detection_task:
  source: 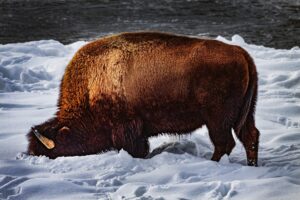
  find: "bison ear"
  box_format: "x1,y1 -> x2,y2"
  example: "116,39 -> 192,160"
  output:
58,126 -> 70,134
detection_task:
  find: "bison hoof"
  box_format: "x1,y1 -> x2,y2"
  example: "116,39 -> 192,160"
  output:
247,159 -> 258,167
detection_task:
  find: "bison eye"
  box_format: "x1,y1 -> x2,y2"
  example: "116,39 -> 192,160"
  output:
58,126 -> 70,134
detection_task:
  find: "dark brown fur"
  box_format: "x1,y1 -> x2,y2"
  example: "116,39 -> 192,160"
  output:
27,32 -> 260,166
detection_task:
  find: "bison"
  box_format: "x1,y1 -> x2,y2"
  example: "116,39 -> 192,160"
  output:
27,32 -> 260,166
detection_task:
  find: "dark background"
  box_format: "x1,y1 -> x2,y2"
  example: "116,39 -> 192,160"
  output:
0,0 -> 299,48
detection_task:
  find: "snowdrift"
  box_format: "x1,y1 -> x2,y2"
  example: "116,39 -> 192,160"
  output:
0,35 -> 300,199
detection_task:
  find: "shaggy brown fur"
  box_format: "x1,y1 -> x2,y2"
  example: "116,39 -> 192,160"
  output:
27,32 -> 260,166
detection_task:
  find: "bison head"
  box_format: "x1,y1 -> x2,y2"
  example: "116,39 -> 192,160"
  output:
27,118 -> 113,158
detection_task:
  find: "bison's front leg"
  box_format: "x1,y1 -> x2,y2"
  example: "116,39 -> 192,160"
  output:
128,137 -> 149,158
112,118 -> 149,158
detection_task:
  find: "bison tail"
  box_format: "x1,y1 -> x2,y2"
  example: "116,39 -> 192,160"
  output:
234,52 -> 258,136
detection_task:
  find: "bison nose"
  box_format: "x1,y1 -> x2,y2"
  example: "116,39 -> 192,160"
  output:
29,150 -> 35,156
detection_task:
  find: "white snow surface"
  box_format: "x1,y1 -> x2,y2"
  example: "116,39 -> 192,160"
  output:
0,35 -> 300,199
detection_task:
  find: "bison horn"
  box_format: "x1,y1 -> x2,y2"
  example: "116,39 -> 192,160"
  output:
31,128 -> 55,149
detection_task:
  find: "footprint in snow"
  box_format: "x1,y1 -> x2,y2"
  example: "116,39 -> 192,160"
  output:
0,176 -> 28,199
134,186 -> 148,197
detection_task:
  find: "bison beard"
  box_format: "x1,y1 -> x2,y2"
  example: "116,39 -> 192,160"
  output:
27,32 -> 260,166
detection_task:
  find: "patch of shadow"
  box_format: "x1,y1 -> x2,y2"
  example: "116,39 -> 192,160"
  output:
0,103 -> 34,110
147,139 -> 198,158
134,186 -> 147,197
0,133 -> 15,140
70,179 -> 98,187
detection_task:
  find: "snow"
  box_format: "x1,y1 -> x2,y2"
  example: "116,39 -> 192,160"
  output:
0,40 -> 86,92
1,35 -> 300,199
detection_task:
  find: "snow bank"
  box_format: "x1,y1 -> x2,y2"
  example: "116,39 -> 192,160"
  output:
0,35 -> 300,199
0,40 -> 86,92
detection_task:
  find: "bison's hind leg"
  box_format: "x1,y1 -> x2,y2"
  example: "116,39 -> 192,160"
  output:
235,116 -> 260,166
207,124 -> 235,162
225,131 -> 236,156
112,118 -> 149,158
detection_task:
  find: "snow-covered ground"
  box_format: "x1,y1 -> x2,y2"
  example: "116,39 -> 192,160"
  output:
0,35 -> 300,200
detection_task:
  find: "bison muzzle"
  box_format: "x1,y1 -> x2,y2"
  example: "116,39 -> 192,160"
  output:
27,32 -> 260,166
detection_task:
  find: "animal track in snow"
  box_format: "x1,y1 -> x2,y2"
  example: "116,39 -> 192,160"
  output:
206,182 -> 237,199
0,176 -> 28,199
134,186 -> 148,197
